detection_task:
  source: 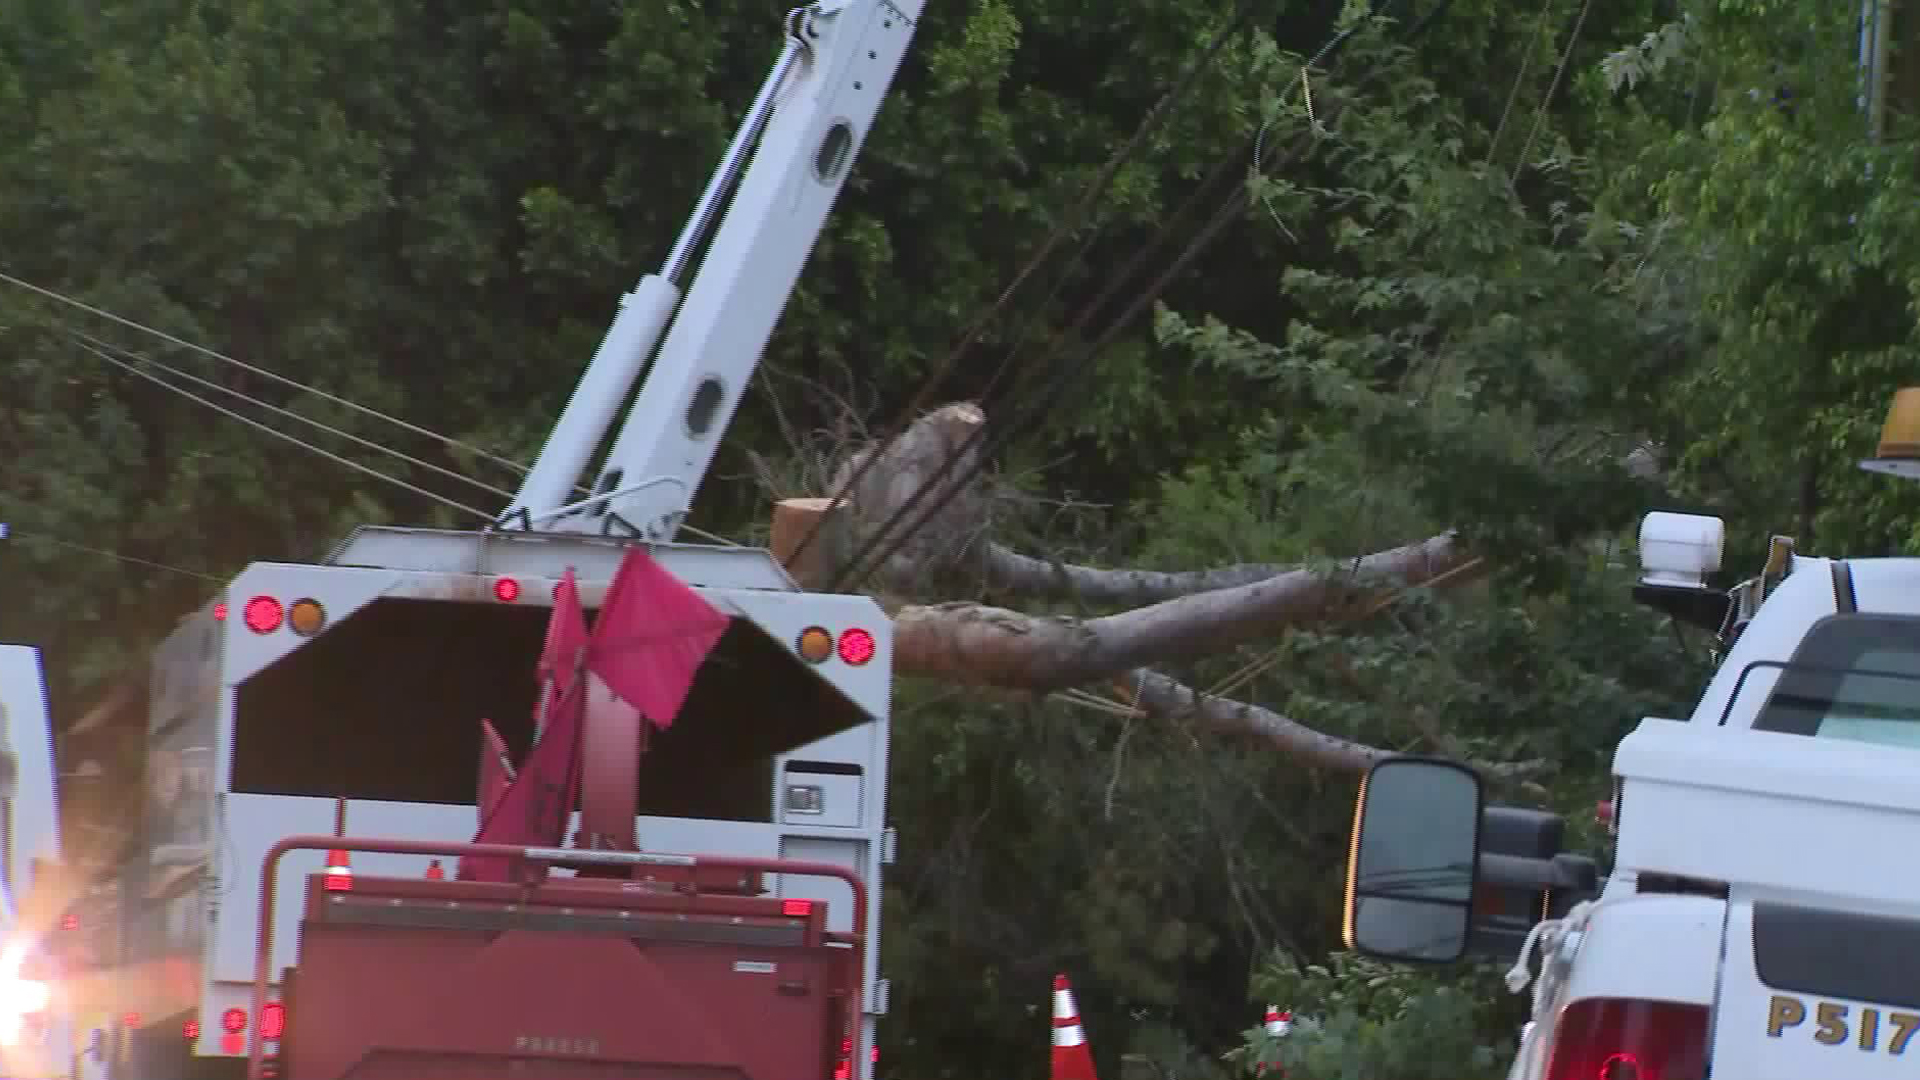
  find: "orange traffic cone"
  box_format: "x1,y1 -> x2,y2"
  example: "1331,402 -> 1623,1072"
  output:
323,849 -> 353,891
1051,974 -> 1097,1080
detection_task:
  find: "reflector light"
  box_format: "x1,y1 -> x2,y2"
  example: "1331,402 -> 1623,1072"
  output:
59,914 -> 77,932
287,598 -> 326,637
122,1012 -> 141,1029
243,595 -> 283,634
425,859 -> 445,881
323,849 -> 353,891
873,1047 -> 880,1064
837,627 -> 876,666
782,899 -> 813,917
493,577 -> 521,602
797,626 -> 833,664
183,1020 -> 200,1040
260,1001 -> 286,1040
213,602 -> 228,622
1544,998 -> 1707,1080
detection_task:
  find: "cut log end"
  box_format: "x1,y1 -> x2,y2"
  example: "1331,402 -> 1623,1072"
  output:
771,497 -> 852,590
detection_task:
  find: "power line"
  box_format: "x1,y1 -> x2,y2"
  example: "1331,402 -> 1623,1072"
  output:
829,2 -> 1453,591
70,330 -> 517,502
0,531 -> 224,583
782,0 -> 1268,574
71,337 -> 494,522
0,269 -> 534,480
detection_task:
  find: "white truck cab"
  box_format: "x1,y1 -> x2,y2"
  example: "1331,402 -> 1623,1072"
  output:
1342,389 -> 1920,1080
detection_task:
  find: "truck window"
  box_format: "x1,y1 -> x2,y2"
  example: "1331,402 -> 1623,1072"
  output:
1753,613 -> 1920,749
230,597 -> 869,820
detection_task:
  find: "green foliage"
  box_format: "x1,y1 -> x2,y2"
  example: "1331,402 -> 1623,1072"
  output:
1230,951 -> 1522,1080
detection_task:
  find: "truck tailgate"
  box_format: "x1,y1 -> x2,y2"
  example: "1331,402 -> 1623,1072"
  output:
1711,898 -> 1920,1080
284,876 -> 854,1080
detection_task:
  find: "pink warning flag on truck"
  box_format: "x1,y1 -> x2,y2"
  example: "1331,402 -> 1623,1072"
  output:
586,545 -> 730,729
458,568 -> 591,881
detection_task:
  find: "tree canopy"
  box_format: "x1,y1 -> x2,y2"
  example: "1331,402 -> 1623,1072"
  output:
4,0 -> 1915,1076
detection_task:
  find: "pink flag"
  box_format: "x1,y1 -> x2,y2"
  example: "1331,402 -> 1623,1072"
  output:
586,547 -> 730,729
477,719 -> 515,824
458,571 -> 591,881
533,568 -> 590,738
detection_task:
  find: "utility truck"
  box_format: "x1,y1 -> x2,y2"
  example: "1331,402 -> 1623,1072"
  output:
1343,387 -> 1920,1080
24,1 -> 927,1076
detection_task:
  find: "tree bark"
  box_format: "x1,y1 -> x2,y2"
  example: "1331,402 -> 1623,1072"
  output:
891,532 -> 1472,688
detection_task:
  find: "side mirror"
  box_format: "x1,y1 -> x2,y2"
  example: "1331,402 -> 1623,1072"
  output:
1343,756 -> 1485,963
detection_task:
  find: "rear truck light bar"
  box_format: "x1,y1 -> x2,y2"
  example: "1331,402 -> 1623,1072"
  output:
246,835 -> 870,1080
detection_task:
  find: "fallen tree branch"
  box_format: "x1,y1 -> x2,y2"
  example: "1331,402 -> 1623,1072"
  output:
980,543 -> 1323,605
891,532 -> 1476,688
1118,668 -> 1544,777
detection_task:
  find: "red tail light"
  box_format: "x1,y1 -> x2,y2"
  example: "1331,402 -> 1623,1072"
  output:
260,1001 -> 286,1039
244,595 -> 284,634
837,628 -> 876,666
782,899 -> 814,917
493,577 -> 521,602
1545,998 -> 1709,1080
221,1007 -> 248,1035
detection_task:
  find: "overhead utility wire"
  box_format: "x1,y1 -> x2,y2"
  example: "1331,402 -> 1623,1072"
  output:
0,531 -> 224,583
781,0 -> 1268,575
0,269 -> 533,480
69,330 -> 517,502
830,2 -> 1451,591
71,337 -> 494,522
826,2 -> 1412,589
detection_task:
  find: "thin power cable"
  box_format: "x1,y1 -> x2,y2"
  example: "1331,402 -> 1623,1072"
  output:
1,532 -> 223,582
0,269 -> 533,480
1509,0 -> 1594,187
834,4 -> 1452,591
71,337 -> 493,522
71,331 -> 516,502
781,0 -> 1267,575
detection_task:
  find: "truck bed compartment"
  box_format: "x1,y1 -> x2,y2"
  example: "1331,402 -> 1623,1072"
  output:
282,874 -> 853,1080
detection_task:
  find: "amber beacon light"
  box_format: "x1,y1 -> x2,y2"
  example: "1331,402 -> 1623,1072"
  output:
1861,387 -> 1920,480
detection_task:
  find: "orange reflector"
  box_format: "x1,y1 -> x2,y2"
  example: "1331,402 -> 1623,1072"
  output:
782,898 -> 813,917
287,598 -> 326,636
796,626 -> 833,664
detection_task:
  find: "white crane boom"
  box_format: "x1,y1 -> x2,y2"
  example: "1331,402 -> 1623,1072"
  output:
498,0 -> 925,540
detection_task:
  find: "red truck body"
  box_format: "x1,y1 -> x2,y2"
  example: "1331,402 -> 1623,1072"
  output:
252,837 -> 866,1080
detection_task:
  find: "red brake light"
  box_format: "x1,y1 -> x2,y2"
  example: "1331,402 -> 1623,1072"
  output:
837,628 -> 876,665
493,577 -> 521,602
1544,998 -> 1709,1080
782,898 -> 813,917
221,1007 -> 247,1035
260,1001 -> 286,1040
243,595 -> 283,634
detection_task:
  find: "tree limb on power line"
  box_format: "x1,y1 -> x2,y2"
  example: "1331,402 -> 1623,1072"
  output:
771,402 -> 1537,776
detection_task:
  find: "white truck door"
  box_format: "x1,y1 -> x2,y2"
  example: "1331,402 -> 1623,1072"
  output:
1712,897 -> 1920,1079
